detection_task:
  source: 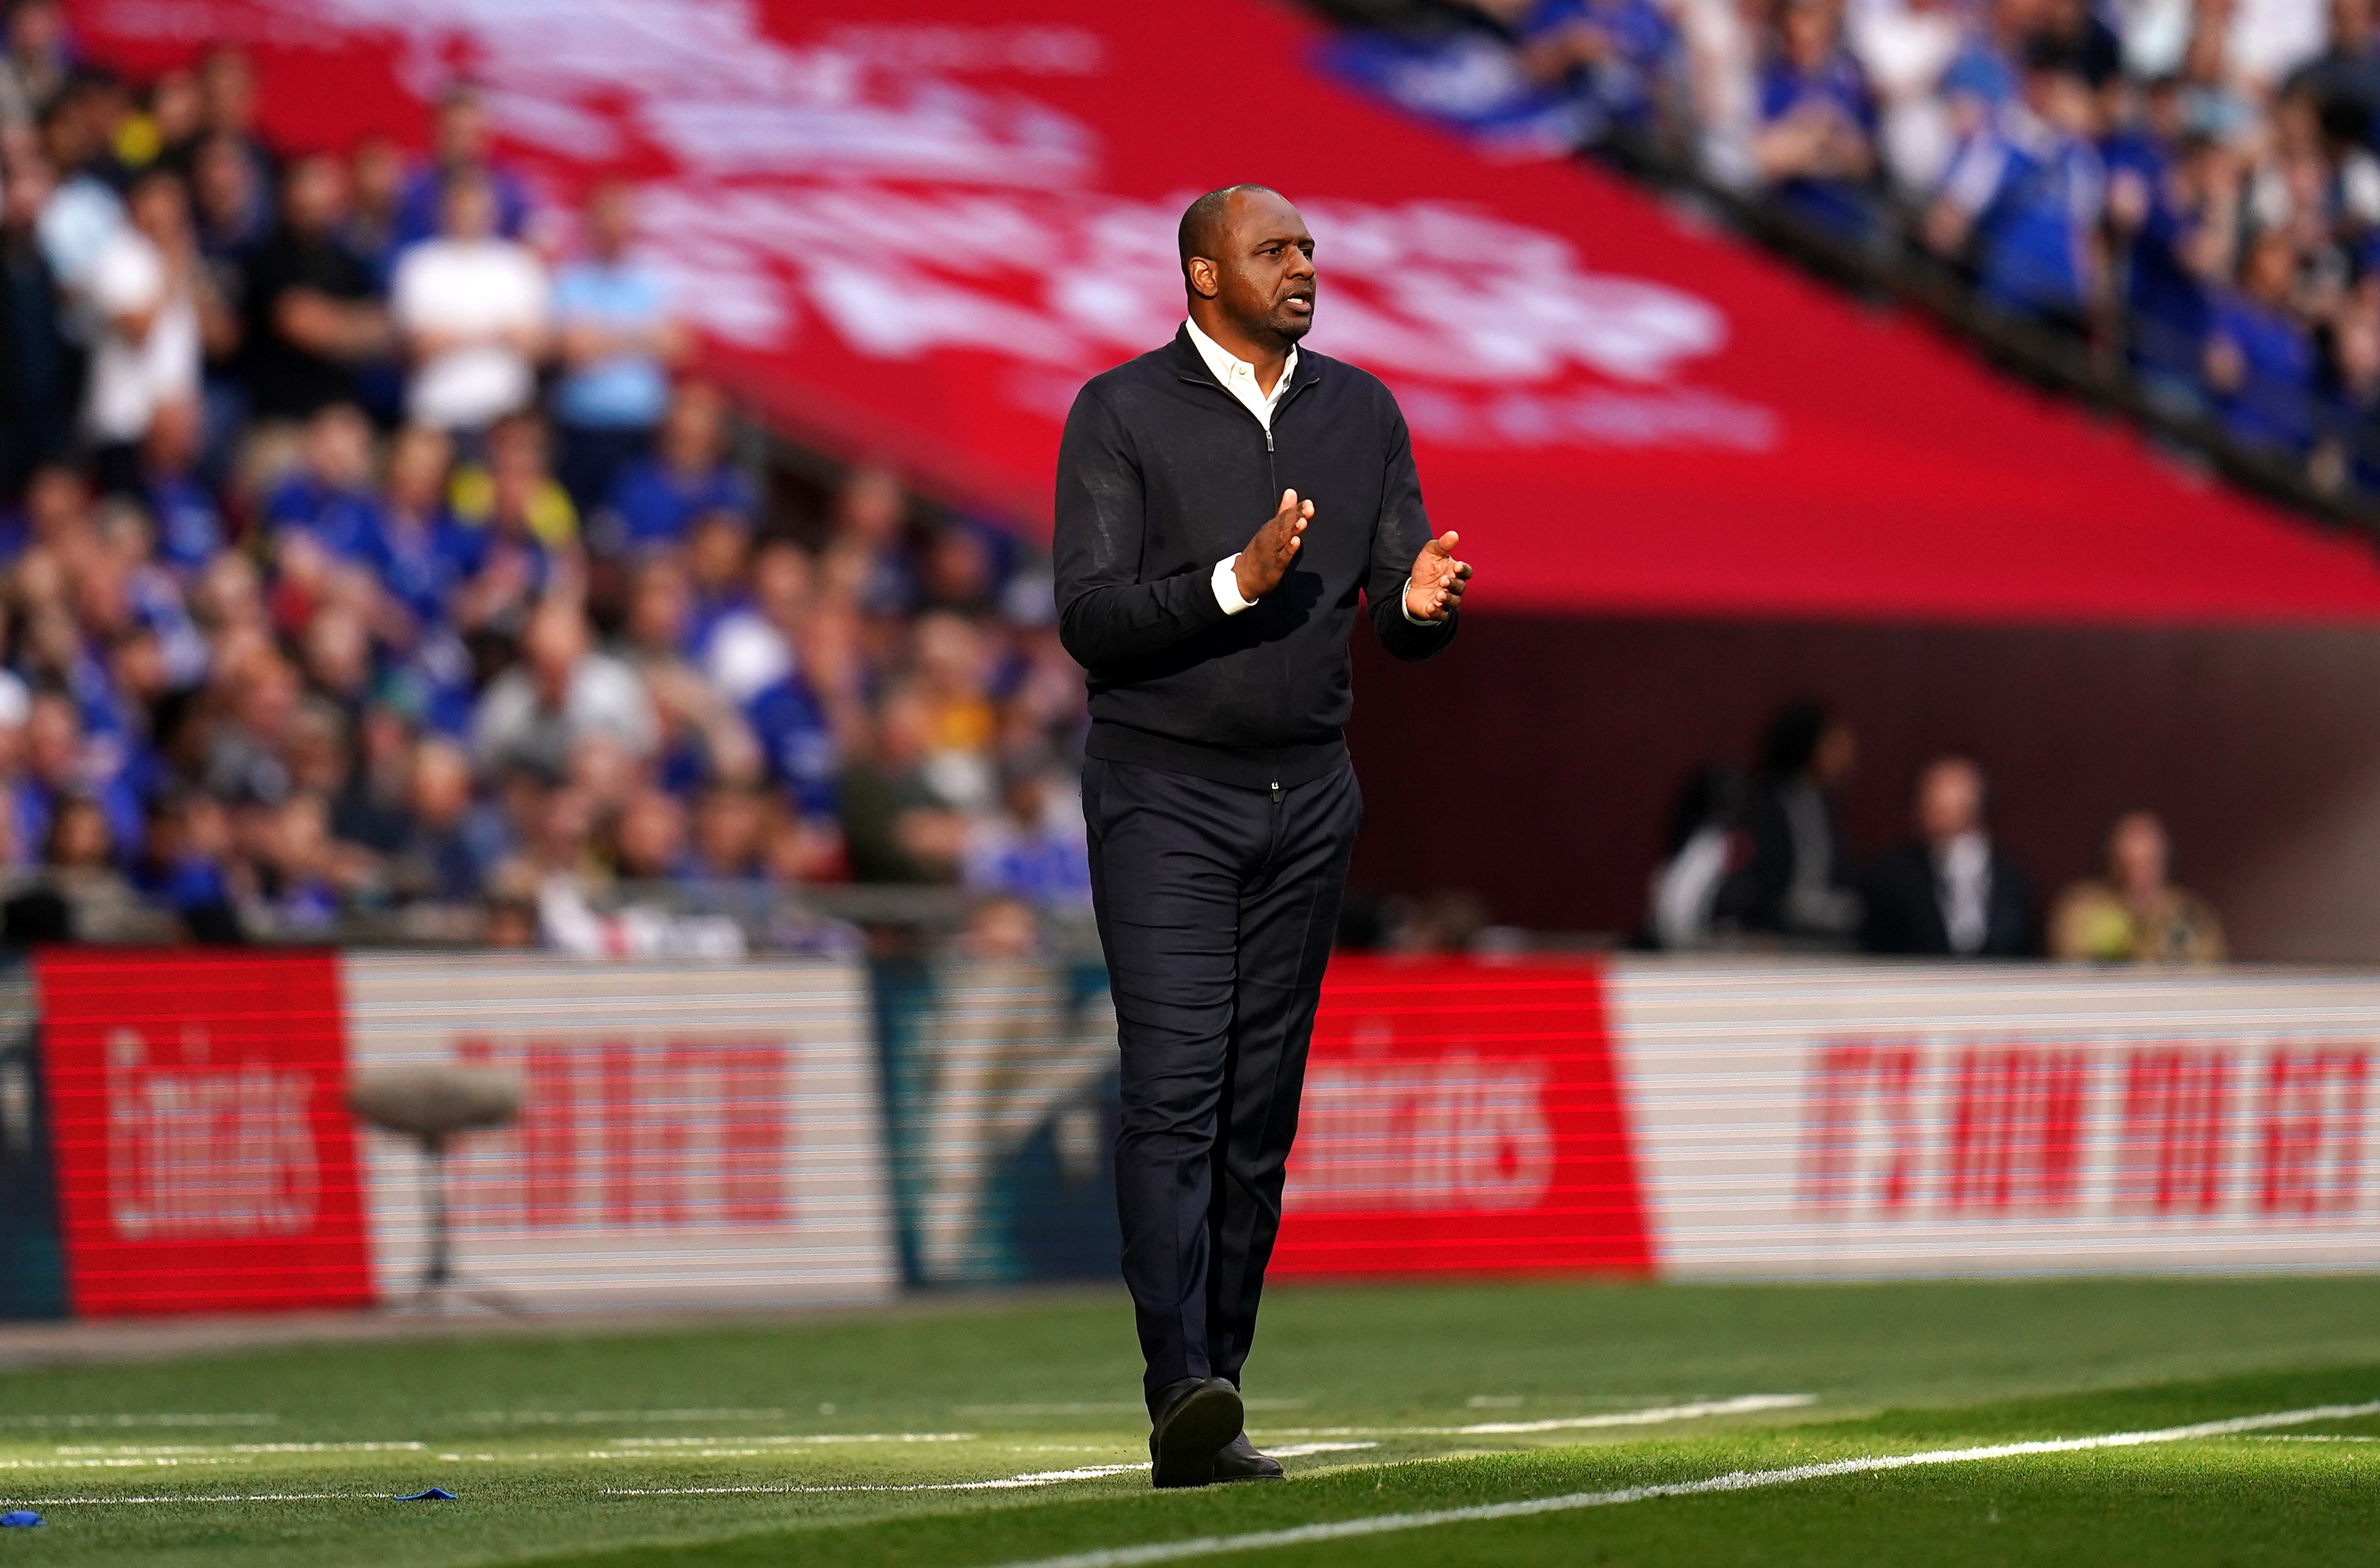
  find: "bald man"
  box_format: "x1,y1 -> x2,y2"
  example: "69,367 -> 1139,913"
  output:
1054,185 -> 1470,1488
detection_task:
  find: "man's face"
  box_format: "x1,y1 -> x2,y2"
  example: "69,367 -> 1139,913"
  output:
1916,761 -> 1984,845
1202,190 -> 1317,344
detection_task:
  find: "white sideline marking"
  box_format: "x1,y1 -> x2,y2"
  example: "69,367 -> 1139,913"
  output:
1264,1393 -> 1816,1437
602,1433 -> 974,1448
960,1401 -> 1309,1417
464,1409 -> 788,1425
2247,1434 -> 2380,1442
0,1414 -> 277,1429
603,1463 -> 1147,1496
982,1399 -> 2380,1568
16,1493 -> 357,1505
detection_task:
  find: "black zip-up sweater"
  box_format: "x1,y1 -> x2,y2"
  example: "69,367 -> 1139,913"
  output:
1053,326 -> 1456,788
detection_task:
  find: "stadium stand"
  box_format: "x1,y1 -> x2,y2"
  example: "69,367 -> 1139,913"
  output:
0,29 -> 1091,952
1313,0 -> 2380,523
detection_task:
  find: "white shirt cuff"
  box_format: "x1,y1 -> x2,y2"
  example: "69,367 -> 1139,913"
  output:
1213,554 -> 1254,614
1400,574 -> 1449,626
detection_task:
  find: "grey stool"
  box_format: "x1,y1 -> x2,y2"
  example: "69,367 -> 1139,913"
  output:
348,1064 -> 526,1313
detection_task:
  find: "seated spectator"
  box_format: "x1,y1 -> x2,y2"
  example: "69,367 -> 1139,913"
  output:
2315,303 -> 2380,492
2206,229 -> 2317,452
551,179 -> 685,511
188,128 -> 269,266
241,152 -> 390,425
1756,0 -> 1881,237
382,736 -> 479,903
137,395 -> 221,573
391,82 -> 533,252
470,597 -> 655,781
611,786 -> 689,881
1925,42 -> 2107,331
373,425 -> 480,636
449,410 -> 576,550
390,170 -> 546,435
2050,810 -> 2226,962
1721,701 -> 1862,944
963,751 -> 1090,910
822,463 -> 918,617
1860,754 -> 2036,957
598,380 -> 752,552
83,168 -> 205,490
262,402 -> 385,565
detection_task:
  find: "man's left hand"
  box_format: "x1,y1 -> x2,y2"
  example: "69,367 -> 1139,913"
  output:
1404,531 -> 1471,622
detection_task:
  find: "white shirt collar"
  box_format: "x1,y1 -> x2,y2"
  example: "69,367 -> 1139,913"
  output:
1184,317 -> 1298,432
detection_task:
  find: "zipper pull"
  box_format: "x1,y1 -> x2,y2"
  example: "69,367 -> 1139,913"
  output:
1270,780 -> 1282,802
1265,428 -> 1274,452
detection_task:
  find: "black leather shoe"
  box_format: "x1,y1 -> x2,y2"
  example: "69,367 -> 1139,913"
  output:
1211,1430 -> 1285,1482
1147,1377 -> 1243,1489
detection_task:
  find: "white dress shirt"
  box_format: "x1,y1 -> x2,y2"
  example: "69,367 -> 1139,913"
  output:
1185,318 -> 1440,627
1935,831 -> 1993,954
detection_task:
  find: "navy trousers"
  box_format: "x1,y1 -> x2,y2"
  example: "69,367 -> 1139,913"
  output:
1082,754 -> 1362,1407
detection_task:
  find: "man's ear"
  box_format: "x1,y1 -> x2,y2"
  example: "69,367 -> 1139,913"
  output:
1186,257 -> 1221,300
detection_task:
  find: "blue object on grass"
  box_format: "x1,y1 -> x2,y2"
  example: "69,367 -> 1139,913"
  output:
1,1510 -> 40,1526
395,1488 -> 456,1502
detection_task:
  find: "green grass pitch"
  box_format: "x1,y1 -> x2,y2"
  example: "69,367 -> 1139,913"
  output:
2,1276 -> 2378,1566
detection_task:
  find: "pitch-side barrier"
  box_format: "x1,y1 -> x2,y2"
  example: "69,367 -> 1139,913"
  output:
1,952 -> 2375,1316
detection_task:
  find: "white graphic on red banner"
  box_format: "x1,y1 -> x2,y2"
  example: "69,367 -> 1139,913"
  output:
82,0 -> 1772,452
105,1026 -> 322,1240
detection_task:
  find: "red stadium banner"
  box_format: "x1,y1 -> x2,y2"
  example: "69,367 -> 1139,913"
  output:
1272,958 -> 1652,1276
65,0 -> 2380,624
33,951 -> 373,1315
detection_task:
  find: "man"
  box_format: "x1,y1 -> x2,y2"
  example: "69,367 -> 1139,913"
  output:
1053,185 -> 1469,1489
389,170 -> 547,435
241,153 -> 390,425
550,179 -> 687,511
1860,754 -> 2035,958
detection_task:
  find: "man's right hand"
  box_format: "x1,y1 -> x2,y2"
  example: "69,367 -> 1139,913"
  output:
1234,489 -> 1312,603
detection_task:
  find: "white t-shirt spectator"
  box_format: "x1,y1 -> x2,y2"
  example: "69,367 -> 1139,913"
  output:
391,236 -> 548,432
83,227 -> 199,445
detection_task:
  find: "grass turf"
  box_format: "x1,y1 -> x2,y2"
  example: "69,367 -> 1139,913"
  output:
0,1276 -> 2376,1566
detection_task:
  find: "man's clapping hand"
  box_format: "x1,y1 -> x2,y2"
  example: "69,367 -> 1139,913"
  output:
1233,489 -> 1312,603
1404,531 -> 1471,622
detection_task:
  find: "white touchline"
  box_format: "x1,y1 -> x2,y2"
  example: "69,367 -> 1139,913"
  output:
980,1398 -> 2380,1568
1261,1394 -> 1817,1438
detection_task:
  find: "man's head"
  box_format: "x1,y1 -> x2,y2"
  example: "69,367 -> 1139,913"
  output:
2108,810 -> 2171,898
1178,185 -> 1316,349
1914,755 -> 1987,847
439,168 -> 497,242
280,153 -> 347,238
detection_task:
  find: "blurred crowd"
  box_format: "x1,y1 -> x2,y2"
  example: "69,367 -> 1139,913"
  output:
1647,701 -> 2228,961
1333,0 -> 2380,495
0,17 -> 1091,952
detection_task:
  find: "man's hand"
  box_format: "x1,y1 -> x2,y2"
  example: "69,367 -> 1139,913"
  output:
1405,530 -> 1471,622
1234,489 -> 1312,603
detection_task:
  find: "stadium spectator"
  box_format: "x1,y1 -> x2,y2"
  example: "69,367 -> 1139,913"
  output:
392,82 -> 532,250
2206,228 -> 2318,452
390,170 -> 546,435
1925,42 -> 2107,331
1860,754 -> 2037,957
0,154 -> 71,496
0,0 -> 68,133
1756,0 -> 1880,237
550,179 -> 685,511
597,379 -> 751,553
470,597 -> 656,782
83,168 -> 206,491
2049,809 -> 2225,961
1721,701 -> 1861,946
1645,762 -> 1743,950
241,153 -> 390,424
